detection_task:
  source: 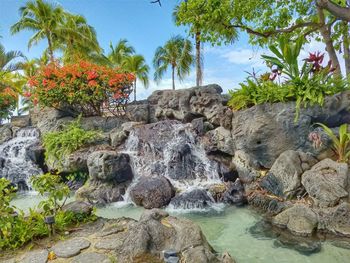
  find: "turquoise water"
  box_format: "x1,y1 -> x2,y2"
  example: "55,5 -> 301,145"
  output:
12,193 -> 350,263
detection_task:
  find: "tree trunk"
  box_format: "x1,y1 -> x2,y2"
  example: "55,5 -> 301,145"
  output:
46,31 -> 55,63
343,22 -> 350,77
317,0 -> 350,22
195,31 -> 202,86
317,6 -> 342,76
133,79 -> 137,101
172,65 -> 175,90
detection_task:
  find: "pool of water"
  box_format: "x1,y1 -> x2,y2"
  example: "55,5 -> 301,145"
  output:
12,193 -> 350,263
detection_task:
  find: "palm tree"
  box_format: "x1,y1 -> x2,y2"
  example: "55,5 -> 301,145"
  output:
0,43 -> 24,79
11,0 -> 64,62
55,13 -> 102,63
108,39 -> 135,66
122,55 -> 150,101
173,6 -> 203,87
153,35 -> 194,90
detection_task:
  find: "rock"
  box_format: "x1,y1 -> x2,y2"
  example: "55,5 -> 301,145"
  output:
230,91 -> 350,169
94,233 -> 125,250
25,142 -> 45,171
273,204 -> 318,236
62,201 -> 93,216
169,189 -> 213,209
87,151 -> 133,183
20,249 -> 48,263
11,115 -> 30,128
79,116 -> 125,132
0,124 -> 13,144
147,84 -> 226,126
260,150 -> 317,198
223,179 -> 247,206
232,150 -> 260,183
71,252 -> 110,263
191,117 -> 204,135
318,202 -> 350,236
130,177 -> 175,209
301,159 -> 349,207
116,209 -> 223,263
52,238 -> 90,258
126,100 -> 149,122
273,235 -> 322,255
109,121 -> 144,147
76,180 -> 129,204
248,192 -> 289,215
208,183 -> 227,202
204,127 -> 235,156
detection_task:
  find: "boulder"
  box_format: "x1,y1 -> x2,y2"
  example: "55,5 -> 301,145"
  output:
129,177 -> 175,209
169,189 -> 213,210
223,179 -> 246,206
25,142 -> 46,171
62,201 -> 93,217
318,202 -> 350,236
11,115 -> 30,128
273,204 -> 318,236
260,150 -> 317,198
232,150 -> 260,183
204,127 -> 235,156
87,151 -> 133,183
126,100 -> 149,122
52,238 -> 91,258
230,91 -> 350,169
109,121 -> 144,147
248,192 -> 289,215
76,181 -> 129,205
115,209 -> 231,263
301,159 -> 349,207
0,124 -> 12,144
147,84 -> 227,126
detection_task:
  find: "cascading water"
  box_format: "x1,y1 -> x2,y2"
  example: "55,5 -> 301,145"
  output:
121,120 -> 222,209
0,127 -> 43,190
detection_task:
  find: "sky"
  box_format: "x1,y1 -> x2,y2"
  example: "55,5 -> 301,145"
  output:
0,0 -> 330,99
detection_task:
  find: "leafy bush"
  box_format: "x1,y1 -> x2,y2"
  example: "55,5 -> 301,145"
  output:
43,117 -> 100,169
0,175 -> 95,251
0,84 -> 17,123
228,38 -> 347,119
26,60 -> 135,116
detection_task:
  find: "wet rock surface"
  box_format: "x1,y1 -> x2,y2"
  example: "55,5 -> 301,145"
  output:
169,189 -> 213,209
130,177 -> 175,209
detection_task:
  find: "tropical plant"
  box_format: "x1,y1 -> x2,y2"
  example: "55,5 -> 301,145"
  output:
43,117 -> 100,169
31,173 -> 70,215
11,0 -> 64,62
316,123 -> 350,162
0,43 -> 24,79
153,35 -> 194,90
122,55 -> 149,101
25,60 -> 134,116
54,13 -> 102,63
108,39 -> 135,66
0,83 -> 18,124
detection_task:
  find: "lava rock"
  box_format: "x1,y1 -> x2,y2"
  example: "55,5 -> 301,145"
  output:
20,249 -> 48,263
223,179 -> 247,206
301,159 -> 349,207
260,150 -> 317,198
273,204 -> 318,236
126,100 -> 150,123
130,177 -> 175,209
169,189 -> 213,209
62,201 -> 93,217
87,151 -> 133,183
204,127 -> 235,156
0,124 -> 13,144
11,115 -> 30,128
52,238 -> 91,258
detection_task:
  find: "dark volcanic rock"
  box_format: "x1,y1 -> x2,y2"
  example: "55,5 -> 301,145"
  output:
169,189 -> 213,209
126,100 -> 149,123
223,179 -> 247,206
248,192 -> 288,215
87,151 -> 133,183
130,177 -> 175,209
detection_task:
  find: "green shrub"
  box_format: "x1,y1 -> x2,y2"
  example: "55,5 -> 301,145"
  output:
43,117 -> 100,169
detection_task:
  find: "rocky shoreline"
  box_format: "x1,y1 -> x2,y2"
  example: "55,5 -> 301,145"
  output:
0,208 -> 234,263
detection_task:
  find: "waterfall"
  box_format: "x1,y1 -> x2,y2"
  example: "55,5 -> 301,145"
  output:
0,127 -> 43,190
121,120 -> 222,208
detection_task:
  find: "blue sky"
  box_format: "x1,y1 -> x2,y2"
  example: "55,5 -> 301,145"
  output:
0,0 -> 326,99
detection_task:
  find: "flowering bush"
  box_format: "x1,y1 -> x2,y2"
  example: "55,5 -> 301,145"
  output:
0,84 -> 17,123
26,61 -> 135,116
